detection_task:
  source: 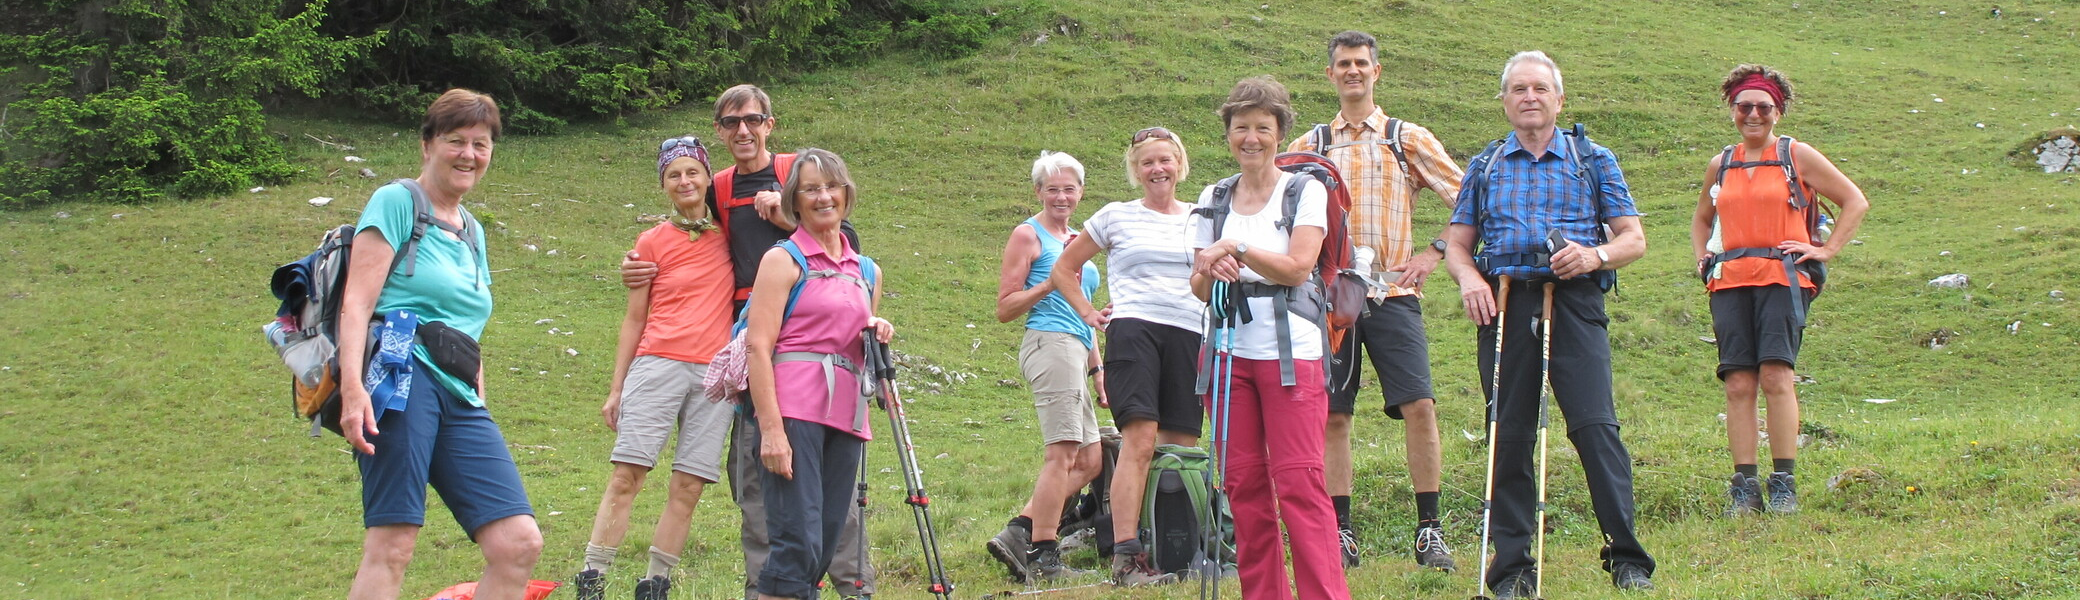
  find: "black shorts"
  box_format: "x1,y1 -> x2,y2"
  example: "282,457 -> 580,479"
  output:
1710,285 -> 1808,379
1328,295 -> 1437,418
1103,318 -> 1204,436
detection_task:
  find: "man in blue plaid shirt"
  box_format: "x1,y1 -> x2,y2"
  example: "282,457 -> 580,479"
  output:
1441,50 -> 1655,599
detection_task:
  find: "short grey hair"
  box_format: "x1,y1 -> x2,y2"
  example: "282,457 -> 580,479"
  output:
1030,150 -> 1086,187
1497,50 -> 1564,98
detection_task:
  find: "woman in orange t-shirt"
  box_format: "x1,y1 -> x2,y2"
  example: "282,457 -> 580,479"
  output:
1690,64 -> 1869,519
572,136 -> 738,599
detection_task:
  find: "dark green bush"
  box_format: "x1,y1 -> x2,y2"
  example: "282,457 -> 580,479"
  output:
0,0 -> 1029,205
0,1 -> 368,206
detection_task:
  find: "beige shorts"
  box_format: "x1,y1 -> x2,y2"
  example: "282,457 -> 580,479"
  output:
1019,329 -> 1101,446
611,355 -> 733,481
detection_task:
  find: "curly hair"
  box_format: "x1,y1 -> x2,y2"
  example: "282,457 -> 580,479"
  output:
1720,64 -> 1795,113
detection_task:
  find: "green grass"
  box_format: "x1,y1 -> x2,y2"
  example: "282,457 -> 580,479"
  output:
4,0 -> 2080,597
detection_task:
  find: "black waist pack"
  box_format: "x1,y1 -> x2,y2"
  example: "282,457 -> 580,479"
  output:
418,321 -> 481,391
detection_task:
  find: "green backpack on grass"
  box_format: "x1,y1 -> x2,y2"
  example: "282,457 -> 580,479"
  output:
1142,444 -> 1235,575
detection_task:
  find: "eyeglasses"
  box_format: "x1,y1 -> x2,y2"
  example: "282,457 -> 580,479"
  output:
716,113 -> 770,130
798,182 -> 849,196
659,136 -> 704,151
1131,126 -> 1176,144
1733,102 -> 1778,117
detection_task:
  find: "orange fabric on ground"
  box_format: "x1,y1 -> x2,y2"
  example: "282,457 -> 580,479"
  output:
632,222 -> 735,363
1709,142 -> 1817,292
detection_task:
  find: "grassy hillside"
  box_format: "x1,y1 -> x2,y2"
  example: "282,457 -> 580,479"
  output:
3,0 -> 2078,598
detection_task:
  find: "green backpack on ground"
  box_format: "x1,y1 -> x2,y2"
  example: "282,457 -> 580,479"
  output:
1142,444 -> 1235,575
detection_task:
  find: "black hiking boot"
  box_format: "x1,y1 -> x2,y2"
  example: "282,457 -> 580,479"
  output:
1338,527 -> 1360,568
632,575 -> 670,600
1027,545 -> 1091,582
1612,563 -> 1654,591
986,523 -> 1035,582
1766,472 -> 1799,514
1492,570 -> 1536,600
1413,524 -> 1456,572
1726,472 -> 1764,517
572,568 -> 605,600
1110,551 -> 1176,587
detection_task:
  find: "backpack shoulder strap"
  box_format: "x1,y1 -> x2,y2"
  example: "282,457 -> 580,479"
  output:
1384,118 -> 1414,186
1466,139 -> 1508,241
1275,170 -> 1311,233
1776,135 -> 1814,210
1568,124 -> 1611,243
389,179 -> 434,277
778,239 -> 813,320
1713,145 -> 1737,191
773,153 -> 797,186
1195,175 -> 1243,240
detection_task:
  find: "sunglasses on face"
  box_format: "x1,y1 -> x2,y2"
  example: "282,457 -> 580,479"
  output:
659,136 -> 704,151
716,113 -> 770,130
1733,102 -> 1778,117
1131,126 -> 1175,145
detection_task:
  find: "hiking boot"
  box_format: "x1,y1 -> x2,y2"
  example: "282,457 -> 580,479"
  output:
1492,570 -> 1537,600
572,568 -> 605,600
1413,525 -> 1456,572
986,523 -> 1035,582
1338,527 -> 1360,568
1612,563 -> 1654,591
1110,551 -> 1176,587
1766,472 -> 1799,514
1726,472 -> 1764,517
1027,545 -> 1092,582
632,575 -> 670,600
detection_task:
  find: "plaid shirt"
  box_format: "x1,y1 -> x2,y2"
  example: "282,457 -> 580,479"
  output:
1288,108 -> 1463,298
1448,127 -> 1639,281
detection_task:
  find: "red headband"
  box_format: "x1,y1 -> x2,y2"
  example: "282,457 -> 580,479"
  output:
1726,73 -> 1785,108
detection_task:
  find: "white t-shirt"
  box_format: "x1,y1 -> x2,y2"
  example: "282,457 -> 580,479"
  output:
1193,172 -> 1329,361
1083,200 -> 1205,334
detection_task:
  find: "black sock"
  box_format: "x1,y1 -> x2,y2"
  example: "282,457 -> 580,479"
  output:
1333,496 -> 1352,531
1772,458 -> 1795,475
1735,464 -> 1758,477
1415,491 -> 1440,525
1009,515 -> 1033,532
1028,539 -> 1059,557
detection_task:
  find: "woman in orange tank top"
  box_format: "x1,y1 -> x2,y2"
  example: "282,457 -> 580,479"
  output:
1689,65 -> 1869,519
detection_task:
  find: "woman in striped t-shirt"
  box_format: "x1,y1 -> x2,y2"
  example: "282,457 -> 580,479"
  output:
1048,126 -> 1204,586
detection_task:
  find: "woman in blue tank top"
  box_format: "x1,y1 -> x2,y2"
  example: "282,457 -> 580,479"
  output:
983,151 -> 1107,582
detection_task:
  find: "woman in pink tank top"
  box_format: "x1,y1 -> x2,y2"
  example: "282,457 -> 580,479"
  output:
742,148 -> 895,600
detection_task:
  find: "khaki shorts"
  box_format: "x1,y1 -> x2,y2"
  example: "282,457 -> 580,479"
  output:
611,355 -> 733,481
1019,329 -> 1102,446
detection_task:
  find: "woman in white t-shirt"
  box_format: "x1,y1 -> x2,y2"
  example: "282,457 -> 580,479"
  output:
1046,126 -> 1203,585
1189,76 -> 1348,600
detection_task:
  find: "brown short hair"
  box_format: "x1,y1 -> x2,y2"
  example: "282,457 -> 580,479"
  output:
1217,76 -> 1296,139
420,89 -> 501,142
775,148 -> 856,230
715,84 -> 774,121
1720,64 -> 1795,113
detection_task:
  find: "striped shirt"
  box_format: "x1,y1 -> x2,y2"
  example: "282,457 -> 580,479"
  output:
1082,200 -> 1204,333
1448,127 -> 1639,281
1287,108 -> 1464,298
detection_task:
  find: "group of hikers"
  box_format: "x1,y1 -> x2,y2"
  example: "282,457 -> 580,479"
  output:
324,29 -> 1868,600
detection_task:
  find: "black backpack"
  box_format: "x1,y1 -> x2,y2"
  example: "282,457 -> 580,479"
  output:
266,179 -> 478,435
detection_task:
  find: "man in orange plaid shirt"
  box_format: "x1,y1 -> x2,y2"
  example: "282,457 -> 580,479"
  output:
1286,30 -> 1466,572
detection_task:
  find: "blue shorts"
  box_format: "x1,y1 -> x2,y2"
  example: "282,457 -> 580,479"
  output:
358,363 -> 533,537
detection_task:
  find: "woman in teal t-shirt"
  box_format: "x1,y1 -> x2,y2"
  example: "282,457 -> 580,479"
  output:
334,89 -> 542,600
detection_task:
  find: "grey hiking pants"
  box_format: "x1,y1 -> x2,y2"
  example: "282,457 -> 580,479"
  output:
730,409 -> 875,599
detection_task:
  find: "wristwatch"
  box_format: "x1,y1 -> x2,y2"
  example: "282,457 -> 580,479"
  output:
1233,242 -> 1250,258
1429,238 -> 1448,254
1594,246 -> 1611,268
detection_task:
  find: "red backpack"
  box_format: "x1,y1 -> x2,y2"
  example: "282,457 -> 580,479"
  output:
1194,151 -> 1363,387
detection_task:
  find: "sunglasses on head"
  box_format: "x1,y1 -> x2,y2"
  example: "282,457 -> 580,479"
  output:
659,136 -> 704,152
1131,126 -> 1175,144
716,113 -> 770,130
1733,102 -> 1778,117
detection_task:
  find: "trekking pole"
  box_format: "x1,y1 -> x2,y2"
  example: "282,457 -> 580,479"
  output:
862,329 -> 955,599
1532,282 -> 1556,600
1200,281 -> 1236,600
1471,275 -> 1512,600
854,434 -> 872,596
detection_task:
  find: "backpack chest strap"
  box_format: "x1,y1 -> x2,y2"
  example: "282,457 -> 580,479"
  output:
775,351 -> 870,432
